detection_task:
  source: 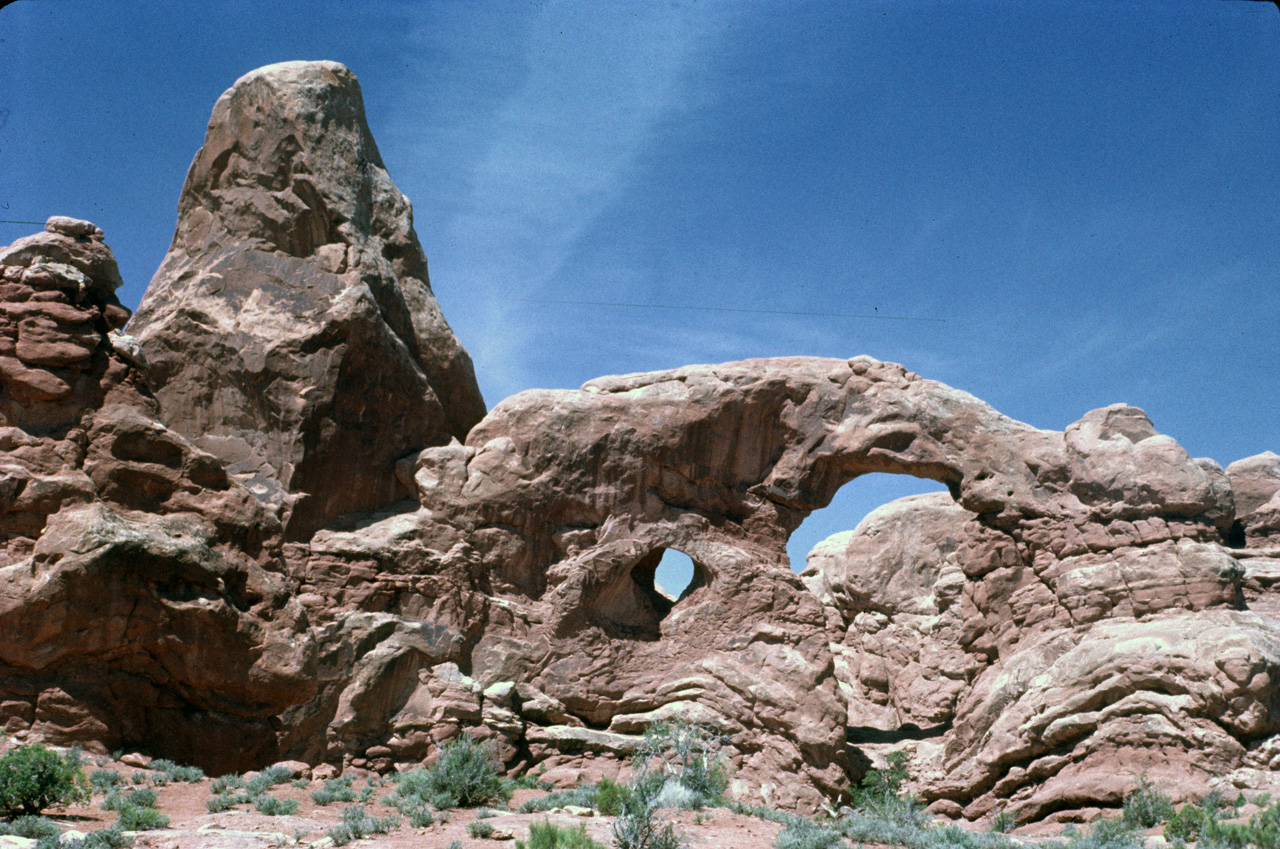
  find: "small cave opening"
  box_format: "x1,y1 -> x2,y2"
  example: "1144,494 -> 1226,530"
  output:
786,472 -> 950,572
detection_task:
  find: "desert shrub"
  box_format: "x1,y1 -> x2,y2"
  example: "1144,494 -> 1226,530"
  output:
595,777 -> 628,816
386,794 -> 436,827
392,737 -> 510,810
253,794 -> 299,816
206,793 -> 244,813
609,720 -> 734,848
611,772 -> 682,849
655,778 -> 700,811
516,819 -> 608,849
0,744 -> 90,819
518,784 -> 599,813
775,817 -> 846,849
116,803 -> 169,831
849,750 -> 910,808
837,812 -> 928,848
642,721 -> 729,808
102,787 -> 157,811
509,771 -> 553,791
209,774 -> 244,795
148,759 -> 204,784
1122,775 -> 1175,829
244,765 -> 293,796
990,811 -> 1014,834
89,770 -> 124,795
1202,789 -> 1229,812
446,841 -> 463,849
1064,817 -> 1143,849
1180,799 -> 1280,849
1166,803 -> 1210,843
311,776 -> 356,806
3,814 -> 59,838
469,819 -> 496,838
37,825 -> 132,849
326,805 -> 399,845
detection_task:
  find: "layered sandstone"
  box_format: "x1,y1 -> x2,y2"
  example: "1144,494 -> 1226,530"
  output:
0,218 -> 314,774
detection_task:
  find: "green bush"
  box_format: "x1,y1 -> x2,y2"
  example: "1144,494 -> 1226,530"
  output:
469,819 -> 496,838
205,793 -> 245,813
0,744 -> 90,819
990,811 -> 1014,834
102,787 -> 158,811
642,721 -> 729,808
1122,775 -> 1174,829
775,817 -> 846,849
392,737 -> 510,810
209,774 -> 244,795
516,820 -> 607,849
595,778 -> 628,816
386,793 -> 435,827
326,805 -> 399,845
253,794 -> 299,816
89,771 -> 124,795
116,803 -> 169,831
311,776 -> 356,805
4,814 -> 59,838
1064,817 -> 1143,849
244,765 -> 293,796
509,771 -> 553,791
608,720 -> 732,849
722,800 -> 794,824
610,772 -> 682,849
849,750 -> 910,809
148,759 -> 204,784
1165,803 -> 1210,843
37,825 -> 132,849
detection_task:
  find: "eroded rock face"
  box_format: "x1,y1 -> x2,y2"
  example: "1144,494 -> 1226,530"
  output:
271,358 -> 1257,815
129,60 -> 485,538
0,219 -> 315,774
1229,452 -> 1280,548
805,485 -> 1280,821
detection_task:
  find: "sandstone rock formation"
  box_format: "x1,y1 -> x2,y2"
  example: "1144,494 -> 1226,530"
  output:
3,61 -> 1279,821
0,218 -> 314,775
129,60 -> 485,538
1229,452 -> 1280,548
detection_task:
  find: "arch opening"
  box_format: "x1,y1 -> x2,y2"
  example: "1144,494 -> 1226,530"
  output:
590,546 -> 711,641
655,549 -> 696,602
786,472 -> 951,572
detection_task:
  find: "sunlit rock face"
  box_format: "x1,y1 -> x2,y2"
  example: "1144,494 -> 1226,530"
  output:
2,61 -> 1279,819
129,61 -> 485,538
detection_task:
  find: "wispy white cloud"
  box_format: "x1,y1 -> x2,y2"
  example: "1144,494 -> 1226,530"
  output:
397,2 -> 734,405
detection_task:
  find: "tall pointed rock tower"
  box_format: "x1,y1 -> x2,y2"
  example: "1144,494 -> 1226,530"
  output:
130,61 -> 485,537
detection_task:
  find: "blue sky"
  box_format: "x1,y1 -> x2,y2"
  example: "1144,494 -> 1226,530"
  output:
4,1 -> 1278,577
